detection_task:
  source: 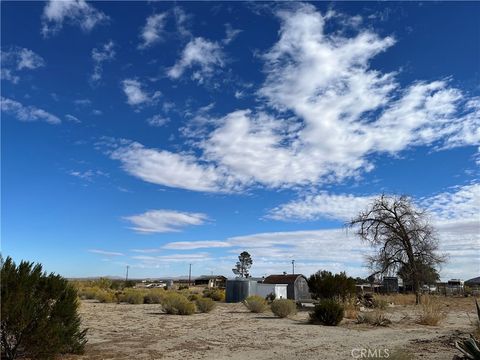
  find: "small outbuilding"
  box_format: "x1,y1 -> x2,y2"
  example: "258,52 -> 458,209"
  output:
194,275 -> 227,288
263,274 -> 311,301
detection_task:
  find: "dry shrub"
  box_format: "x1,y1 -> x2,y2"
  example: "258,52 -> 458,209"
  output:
271,299 -> 297,318
78,286 -> 99,300
243,295 -> 268,313
162,292 -> 196,315
196,297 -> 216,313
343,299 -> 358,319
373,298 -> 388,310
384,294 -> 415,306
417,295 -> 446,326
121,289 -> 145,304
143,289 -> 165,304
203,288 -> 225,302
357,310 -> 391,326
95,289 -> 116,303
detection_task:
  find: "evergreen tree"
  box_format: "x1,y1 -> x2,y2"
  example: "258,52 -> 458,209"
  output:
232,251 -> 253,278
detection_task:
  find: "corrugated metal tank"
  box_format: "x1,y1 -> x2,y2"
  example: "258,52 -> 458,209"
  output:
226,279 -> 258,303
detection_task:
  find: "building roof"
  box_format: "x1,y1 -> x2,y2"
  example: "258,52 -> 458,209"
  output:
465,276 -> 480,285
263,274 -> 306,284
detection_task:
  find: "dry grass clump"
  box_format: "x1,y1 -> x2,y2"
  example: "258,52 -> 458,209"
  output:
162,292 -> 196,315
417,295 -> 446,326
78,286 -> 99,300
357,310 -> 391,326
196,297 -> 216,313
343,298 -> 358,319
203,288 -> 225,302
384,294 -> 416,306
270,299 -> 297,318
243,295 -> 268,313
143,289 -> 165,304
95,289 -> 116,303
120,289 -> 145,304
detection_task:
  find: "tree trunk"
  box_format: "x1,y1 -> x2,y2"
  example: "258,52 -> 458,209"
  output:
413,277 -> 421,305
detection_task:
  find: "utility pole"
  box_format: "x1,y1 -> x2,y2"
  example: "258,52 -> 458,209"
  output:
292,260 -> 295,274
125,265 -> 129,282
188,263 -> 192,286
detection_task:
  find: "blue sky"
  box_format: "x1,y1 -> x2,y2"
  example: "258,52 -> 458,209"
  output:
2,1 -> 479,280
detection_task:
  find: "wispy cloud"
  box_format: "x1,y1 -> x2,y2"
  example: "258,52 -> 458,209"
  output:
41,0 -> 109,37
123,209 -> 209,233
1,97 -> 61,125
139,13 -> 167,49
167,37 -> 225,83
89,249 -> 124,256
146,114 -> 169,127
1,47 -> 45,83
90,40 -> 115,85
163,240 -> 230,250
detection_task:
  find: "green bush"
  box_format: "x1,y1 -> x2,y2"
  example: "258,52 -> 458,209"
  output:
161,293 -> 196,315
143,289 -> 165,304
203,288 -> 225,301
196,297 -> 216,313
307,270 -> 356,301
309,299 -> 344,326
1,256 -> 87,360
243,295 -> 268,313
271,299 -> 297,318
121,289 -> 144,304
95,289 -> 116,303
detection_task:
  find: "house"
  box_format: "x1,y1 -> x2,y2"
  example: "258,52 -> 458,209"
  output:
381,276 -> 399,293
194,275 -> 227,288
262,274 -> 311,301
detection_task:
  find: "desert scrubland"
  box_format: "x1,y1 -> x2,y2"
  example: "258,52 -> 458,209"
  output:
65,295 -> 478,360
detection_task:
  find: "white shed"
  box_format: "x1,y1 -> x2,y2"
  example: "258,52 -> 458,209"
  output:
254,283 -> 288,300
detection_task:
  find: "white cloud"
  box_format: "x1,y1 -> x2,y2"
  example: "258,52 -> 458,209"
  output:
122,79 -> 160,106
167,37 -> 225,83
112,5 -> 478,193
139,13 -> 167,48
173,7 -> 191,38
41,0 -> 108,36
89,249 -> 124,256
146,114 -> 169,127
65,114 -> 81,123
68,169 -> 107,182
1,97 -> 61,125
109,141 -> 238,192
90,40 -> 115,85
163,240 -> 230,250
267,192 -> 375,221
123,209 -> 209,233
223,24 -> 242,44
1,47 -> 45,83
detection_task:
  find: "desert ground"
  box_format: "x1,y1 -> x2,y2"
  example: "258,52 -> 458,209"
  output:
65,296 -> 477,360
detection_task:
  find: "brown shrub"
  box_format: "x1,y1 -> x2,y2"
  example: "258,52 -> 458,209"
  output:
417,295 -> 446,326
271,299 -> 297,318
243,295 -> 267,313
196,297 -> 216,313
357,310 -> 391,326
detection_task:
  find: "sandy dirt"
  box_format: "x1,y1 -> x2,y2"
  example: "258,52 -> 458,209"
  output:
65,298 -> 477,360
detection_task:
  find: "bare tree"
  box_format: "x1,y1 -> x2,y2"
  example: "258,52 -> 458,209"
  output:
348,195 -> 446,304
232,251 -> 252,278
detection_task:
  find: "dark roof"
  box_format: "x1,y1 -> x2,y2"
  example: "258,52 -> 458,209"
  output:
465,276 -> 480,285
263,274 -> 306,284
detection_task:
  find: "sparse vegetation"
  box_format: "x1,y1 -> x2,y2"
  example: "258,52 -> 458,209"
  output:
143,289 -> 165,304
417,295 -> 446,326
121,289 -> 145,304
271,299 -> 297,318
1,256 -> 87,360
161,292 -> 196,315
243,295 -> 268,313
309,299 -> 344,326
196,297 -> 216,313
357,310 -> 392,326
343,299 -> 359,319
